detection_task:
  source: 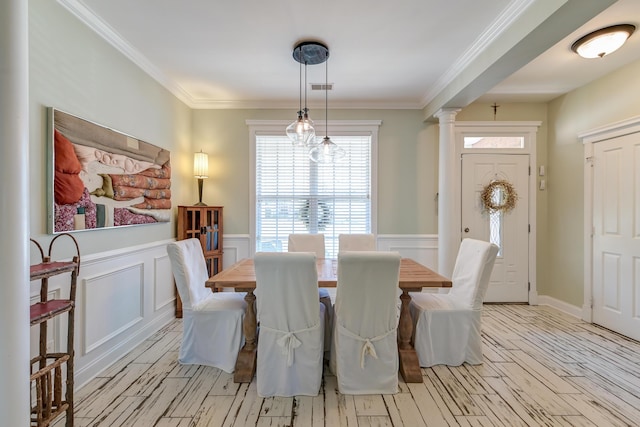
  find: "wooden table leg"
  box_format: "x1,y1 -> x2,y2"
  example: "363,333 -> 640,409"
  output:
234,290 -> 257,383
398,290 -> 422,383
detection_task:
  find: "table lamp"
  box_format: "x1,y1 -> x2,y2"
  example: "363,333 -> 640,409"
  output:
193,150 -> 209,206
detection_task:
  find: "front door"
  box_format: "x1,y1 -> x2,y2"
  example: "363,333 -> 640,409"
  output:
461,154 -> 529,302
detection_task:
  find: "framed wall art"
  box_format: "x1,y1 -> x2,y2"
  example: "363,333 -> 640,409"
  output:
48,108 -> 171,233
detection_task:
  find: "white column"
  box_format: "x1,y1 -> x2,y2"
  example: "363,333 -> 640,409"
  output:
435,108 -> 460,277
0,0 -> 30,425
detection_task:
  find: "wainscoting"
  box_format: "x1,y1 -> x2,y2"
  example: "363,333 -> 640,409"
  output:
34,234 -> 579,395
225,233 -> 578,314
223,234 -> 439,270
30,239 -> 177,389
376,234 -> 439,270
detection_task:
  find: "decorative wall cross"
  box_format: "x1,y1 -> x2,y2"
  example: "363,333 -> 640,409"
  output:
491,102 -> 500,120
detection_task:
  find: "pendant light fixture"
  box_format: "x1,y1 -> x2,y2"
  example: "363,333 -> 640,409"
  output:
286,47 -> 314,146
309,49 -> 345,163
286,42 -> 326,146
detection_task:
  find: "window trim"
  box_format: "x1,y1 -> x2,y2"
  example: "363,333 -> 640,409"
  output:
247,119 -> 381,255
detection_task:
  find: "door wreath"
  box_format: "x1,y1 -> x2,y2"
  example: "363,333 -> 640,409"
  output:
298,199 -> 332,231
480,179 -> 518,213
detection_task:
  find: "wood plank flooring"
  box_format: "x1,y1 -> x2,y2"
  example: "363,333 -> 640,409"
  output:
54,305 -> 640,426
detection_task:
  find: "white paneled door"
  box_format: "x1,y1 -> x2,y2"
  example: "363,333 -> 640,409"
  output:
461,154 -> 529,302
592,132 -> 640,341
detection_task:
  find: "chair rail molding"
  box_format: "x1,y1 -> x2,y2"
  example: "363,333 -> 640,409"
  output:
376,234 -> 439,270
227,234 -> 439,270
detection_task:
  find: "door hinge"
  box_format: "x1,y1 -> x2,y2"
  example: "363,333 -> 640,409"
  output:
528,166 -> 531,176
528,282 -> 531,291
528,224 -> 531,233
590,298 -> 593,309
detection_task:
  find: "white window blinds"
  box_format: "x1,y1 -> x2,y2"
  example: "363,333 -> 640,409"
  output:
255,134 -> 371,257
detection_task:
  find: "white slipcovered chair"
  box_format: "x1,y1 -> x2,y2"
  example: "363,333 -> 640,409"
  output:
288,233 -> 326,256
338,233 -> 376,251
330,251 -> 401,394
166,239 -> 246,373
287,233 -> 333,353
409,238 -> 499,367
254,252 -> 325,397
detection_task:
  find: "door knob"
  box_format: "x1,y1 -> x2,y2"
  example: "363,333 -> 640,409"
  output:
464,227 -> 470,233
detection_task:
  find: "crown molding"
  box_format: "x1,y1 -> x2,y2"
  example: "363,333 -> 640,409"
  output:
57,0 -> 197,107
420,0 -> 535,108
56,0 -> 429,111
188,99 -> 422,110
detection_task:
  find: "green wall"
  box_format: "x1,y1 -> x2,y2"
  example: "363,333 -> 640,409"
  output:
459,61 -> 640,308
30,0 -> 640,310
191,109 -> 437,235
545,58 -> 640,306
28,0 -> 440,259
29,0 -> 191,257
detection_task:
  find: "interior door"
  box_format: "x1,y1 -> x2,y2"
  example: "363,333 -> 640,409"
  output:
592,132 -> 640,341
461,154 -> 529,302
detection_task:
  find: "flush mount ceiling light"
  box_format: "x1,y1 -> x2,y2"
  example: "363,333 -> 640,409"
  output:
286,41 -> 329,147
571,24 -> 635,59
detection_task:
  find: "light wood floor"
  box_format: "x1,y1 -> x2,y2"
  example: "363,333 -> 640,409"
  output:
55,304 -> 640,426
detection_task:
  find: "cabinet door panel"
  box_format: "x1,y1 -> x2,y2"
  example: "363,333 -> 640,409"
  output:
176,206 -> 224,317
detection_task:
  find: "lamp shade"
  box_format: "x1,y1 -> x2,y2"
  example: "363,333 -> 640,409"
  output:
309,136 -> 345,163
286,112 -> 315,147
194,151 -> 209,178
571,24 -> 635,59
308,45 -> 344,164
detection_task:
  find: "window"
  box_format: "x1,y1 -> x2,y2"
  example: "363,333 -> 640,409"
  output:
464,136 -> 524,149
249,120 -> 379,258
488,188 -> 504,257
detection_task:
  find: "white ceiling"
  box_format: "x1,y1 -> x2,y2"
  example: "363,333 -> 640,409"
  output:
477,0 -> 640,103
60,0 -> 640,112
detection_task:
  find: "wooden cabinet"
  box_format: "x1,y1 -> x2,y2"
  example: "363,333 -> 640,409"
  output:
30,233 -> 80,427
176,206 -> 223,317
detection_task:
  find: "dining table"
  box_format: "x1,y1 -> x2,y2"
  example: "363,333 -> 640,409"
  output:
206,257 -> 452,383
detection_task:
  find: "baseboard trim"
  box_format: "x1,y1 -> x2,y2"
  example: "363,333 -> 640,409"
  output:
537,295 -> 582,319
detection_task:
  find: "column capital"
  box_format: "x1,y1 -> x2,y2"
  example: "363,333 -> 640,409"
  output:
434,108 -> 461,124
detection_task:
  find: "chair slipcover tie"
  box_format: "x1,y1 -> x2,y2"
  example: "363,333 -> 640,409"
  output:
361,339 -> 378,368
262,323 -> 321,367
337,323 -> 395,369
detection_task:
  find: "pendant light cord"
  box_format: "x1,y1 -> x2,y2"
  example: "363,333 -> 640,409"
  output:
304,50 -> 309,116
325,59 -> 328,138
298,49 -> 302,115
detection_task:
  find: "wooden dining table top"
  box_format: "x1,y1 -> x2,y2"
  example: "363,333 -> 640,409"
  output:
206,257 -> 452,291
